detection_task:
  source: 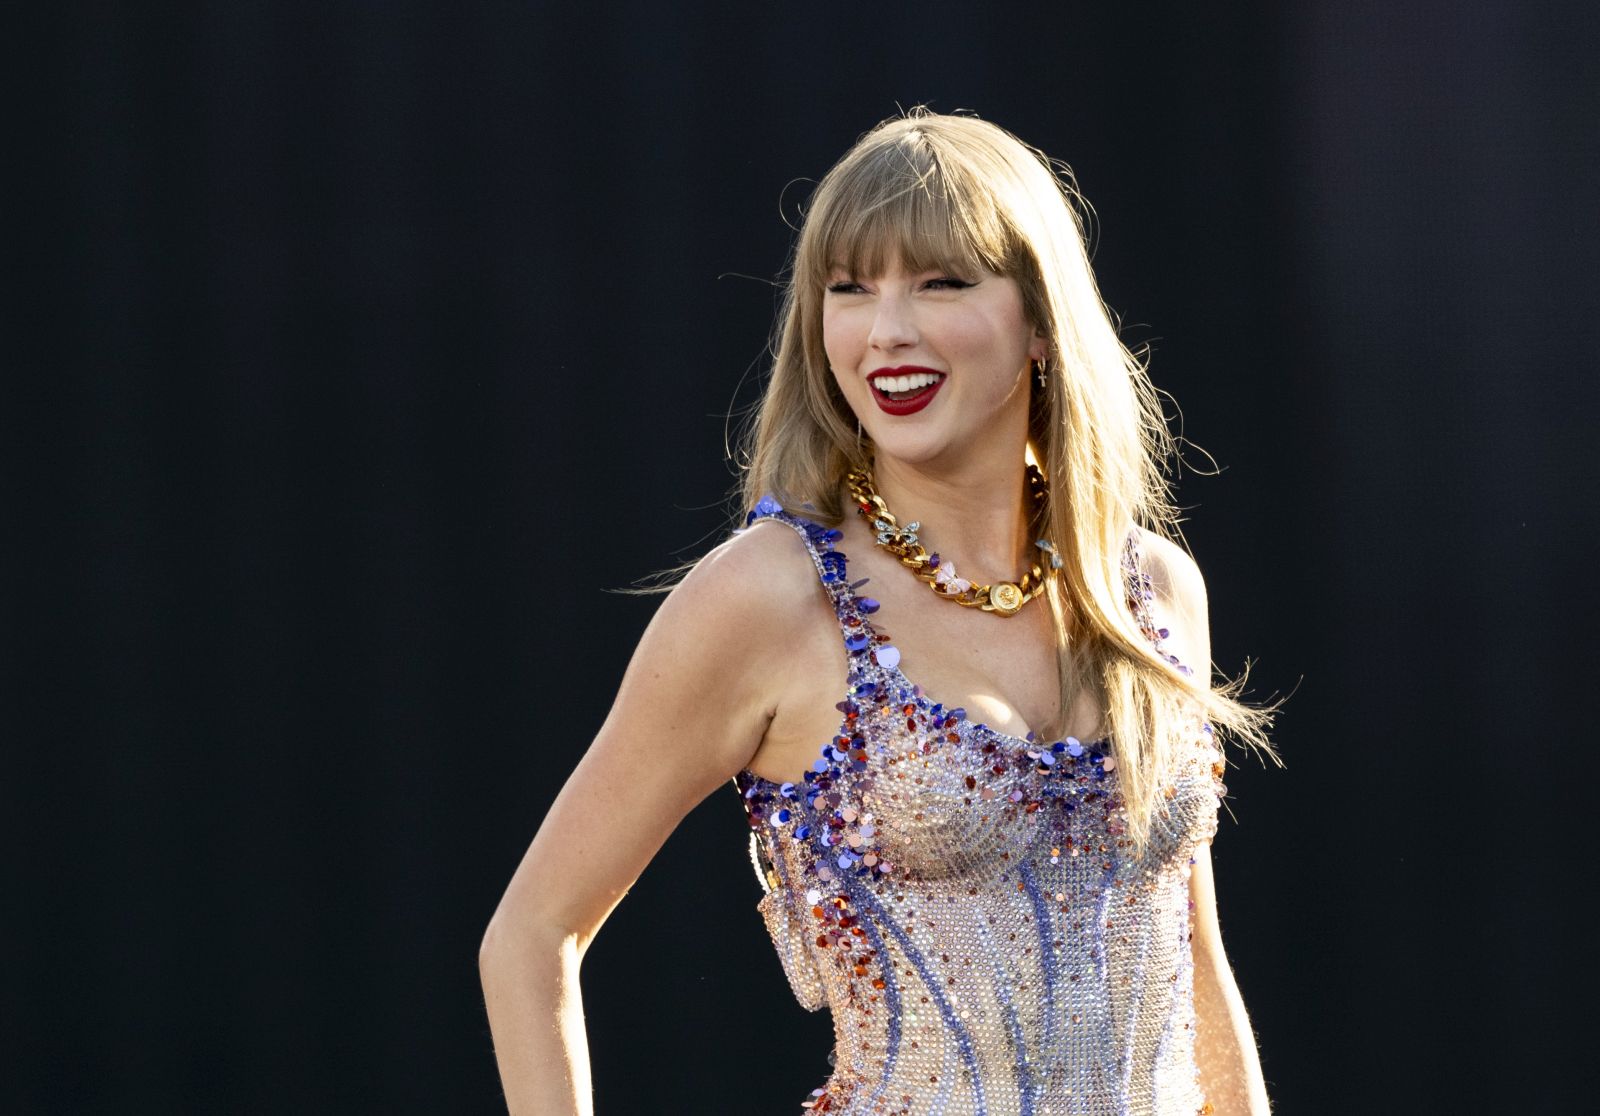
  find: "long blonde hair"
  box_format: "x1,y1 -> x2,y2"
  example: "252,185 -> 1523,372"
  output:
738,109 -> 1276,848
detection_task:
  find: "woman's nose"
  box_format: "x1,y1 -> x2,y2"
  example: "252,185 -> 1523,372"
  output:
867,293 -> 918,351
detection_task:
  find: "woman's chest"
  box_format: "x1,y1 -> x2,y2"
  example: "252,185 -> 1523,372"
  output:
752,577 -> 1091,790
844,543 -> 1068,737
760,679 -> 1126,884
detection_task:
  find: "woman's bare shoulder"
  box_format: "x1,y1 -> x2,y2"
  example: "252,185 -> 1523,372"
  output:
1129,525 -> 1211,672
664,515 -> 829,653
588,516 -> 831,798
1129,525 -> 1207,615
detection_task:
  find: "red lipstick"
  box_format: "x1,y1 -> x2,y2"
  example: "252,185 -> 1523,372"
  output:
867,365 -> 946,416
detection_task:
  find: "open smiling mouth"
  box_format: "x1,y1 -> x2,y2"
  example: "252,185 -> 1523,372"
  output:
869,371 -> 947,414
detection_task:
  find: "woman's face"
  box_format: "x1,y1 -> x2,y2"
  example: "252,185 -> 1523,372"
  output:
823,253 -> 1044,471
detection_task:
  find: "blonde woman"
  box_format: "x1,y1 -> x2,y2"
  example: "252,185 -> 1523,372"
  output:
480,110 -> 1275,1115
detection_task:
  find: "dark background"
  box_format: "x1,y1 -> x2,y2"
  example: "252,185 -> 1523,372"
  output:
10,2 -> 1595,1112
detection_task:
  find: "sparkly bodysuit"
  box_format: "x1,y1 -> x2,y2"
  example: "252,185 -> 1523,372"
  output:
734,499 -> 1227,1116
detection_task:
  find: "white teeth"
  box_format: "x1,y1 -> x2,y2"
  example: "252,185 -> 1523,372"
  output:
874,372 -> 943,393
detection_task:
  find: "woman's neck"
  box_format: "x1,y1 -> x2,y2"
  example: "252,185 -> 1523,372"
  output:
870,448 -> 1036,586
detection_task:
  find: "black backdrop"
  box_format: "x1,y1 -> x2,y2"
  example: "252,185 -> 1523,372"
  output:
11,2 -> 1595,1112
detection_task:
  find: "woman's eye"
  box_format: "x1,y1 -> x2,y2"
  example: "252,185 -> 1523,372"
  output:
925,276 -> 974,290
826,281 -> 864,294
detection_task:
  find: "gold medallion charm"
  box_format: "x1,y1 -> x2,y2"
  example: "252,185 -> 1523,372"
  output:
989,582 -> 1023,615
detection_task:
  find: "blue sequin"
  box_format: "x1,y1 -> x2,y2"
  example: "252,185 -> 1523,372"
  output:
749,493 -> 783,524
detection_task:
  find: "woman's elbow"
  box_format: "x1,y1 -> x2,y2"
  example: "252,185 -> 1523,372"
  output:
478,909 -> 513,971
479,903 -> 582,977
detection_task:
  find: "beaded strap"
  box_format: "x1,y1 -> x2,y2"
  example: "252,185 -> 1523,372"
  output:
743,495 -> 856,608
1120,528 -> 1229,835
1121,528 -> 1195,678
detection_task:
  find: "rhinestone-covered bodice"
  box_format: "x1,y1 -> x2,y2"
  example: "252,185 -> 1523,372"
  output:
734,499 -> 1226,1116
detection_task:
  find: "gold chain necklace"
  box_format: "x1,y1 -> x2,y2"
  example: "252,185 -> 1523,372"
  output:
845,463 -> 1062,616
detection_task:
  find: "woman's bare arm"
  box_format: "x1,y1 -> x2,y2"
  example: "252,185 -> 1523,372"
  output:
1137,530 -> 1271,1115
1189,843 -> 1271,1115
477,523 -> 818,1115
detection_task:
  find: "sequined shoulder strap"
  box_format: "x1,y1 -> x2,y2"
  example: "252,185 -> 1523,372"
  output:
741,494 -> 852,609
1121,526 -> 1194,679
742,496 -> 899,698
1121,527 -> 1152,623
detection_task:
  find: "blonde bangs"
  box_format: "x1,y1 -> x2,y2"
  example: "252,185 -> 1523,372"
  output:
799,131 -> 1022,290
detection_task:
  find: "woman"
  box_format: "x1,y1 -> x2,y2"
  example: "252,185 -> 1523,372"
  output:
480,110 -> 1275,1115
